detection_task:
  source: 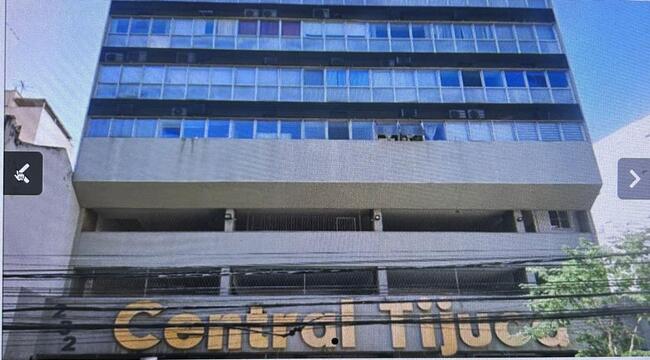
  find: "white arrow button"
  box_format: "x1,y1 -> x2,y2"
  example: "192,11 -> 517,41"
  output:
629,169 -> 641,189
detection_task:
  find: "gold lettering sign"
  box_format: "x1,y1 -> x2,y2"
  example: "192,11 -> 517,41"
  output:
113,300 -> 569,356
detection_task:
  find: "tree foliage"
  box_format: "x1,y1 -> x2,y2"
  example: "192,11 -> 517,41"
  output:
523,229 -> 649,356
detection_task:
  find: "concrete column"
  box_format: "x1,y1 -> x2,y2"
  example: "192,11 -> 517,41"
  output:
378,268 -> 389,295
224,209 -> 235,232
513,210 -> 526,233
220,267 -> 231,297
372,209 -> 383,232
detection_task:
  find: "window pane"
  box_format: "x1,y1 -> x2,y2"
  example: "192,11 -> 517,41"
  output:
411,24 -> 429,39
99,66 -> 121,83
188,68 -> 210,85
304,70 -> 324,86
280,69 -> 301,85
235,68 -> 255,85
182,120 -> 205,138
110,18 -> 130,33
351,122 -> 373,139
423,122 -> 446,140
369,23 -> 388,38
492,122 -> 515,141
454,25 -> 474,39
134,119 -> 157,137
435,24 -> 453,39
109,119 -> 134,137
282,21 -> 300,36
394,71 -> 415,86
440,71 -> 460,87
390,23 -> 410,38
304,121 -> 326,139
208,120 -> 230,138
172,19 -> 193,35
166,67 -> 187,84
256,120 -> 278,139
143,66 -> 165,84
238,20 -> 257,35
474,25 -> 494,39
372,71 -> 392,87
561,122 -> 584,141
328,121 -> 349,140
495,25 -> 514,40
539,122 -> 561,141
376,122 -> 398,138
217,20 -> 237,36
515,25 -> 535,40
446,122 -> 468,141
151,19 -> 170,34
468,121 -> 492,141
211,68 -> 232,85
327,70 -> 347,87
526,71 -> 548,88
233,120 -> 254,139
303,22 -> 322,37
535,25 -> 555,40
194,20 -> 214,35
350,70 -> 369,86
462,71 -> 482,87
130,19 -> 150,34
515,122 -> 539,141
482,71 -> 503,87
258,69 -> 278,85
547,71 -> 569,88
260,21 -> 279,36
280,120 -> 301,139
505,71 -> 526,87
120,67 -> 142,83
87,119 -> 111,137
346,23 -> 366,37
325,23 -> 344,37
417,70 -> 438,87
159,120 -> 181,138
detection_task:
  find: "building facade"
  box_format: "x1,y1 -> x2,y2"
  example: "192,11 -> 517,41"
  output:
25,0 -> 601,358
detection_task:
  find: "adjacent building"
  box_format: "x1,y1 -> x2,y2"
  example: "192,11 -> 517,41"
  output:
26,0 -> 602,358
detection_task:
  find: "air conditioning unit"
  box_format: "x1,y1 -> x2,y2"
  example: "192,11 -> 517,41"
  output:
262,9 -> 277,17
449,110 -> 467,119
244,8 -> 260,17
171,107 -> 188,116
104,52 -> 124,63
313,8 -> 330,19
467,109 -> 486,119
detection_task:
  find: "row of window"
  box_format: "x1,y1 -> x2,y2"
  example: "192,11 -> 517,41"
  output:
107,17 -> 561,54
86,118 -> 587,142
127,0 -> 551,8
96,66 -> 576,104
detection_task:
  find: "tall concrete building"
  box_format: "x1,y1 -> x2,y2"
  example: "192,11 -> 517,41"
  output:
28,0 -> 602,358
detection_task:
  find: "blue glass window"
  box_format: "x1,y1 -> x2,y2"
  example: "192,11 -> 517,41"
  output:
440,71 -> 460,87
454,25 -> 474,39
327,70 -> 347,87
235,68 -> 255,85
483,71 -> 504,87
328,121 -> 349,140
349,70 -> 369,86
539,122 -> 561,141
369,23 -> 388,38
505,71 -> 526,87
159,120 -> 181,138
547,71 -> 569,88
256,120 -> 279,139
526,71 -> 548,87
109,119 -> 134,137
99,66 -> 121,83
492,122 -> 515,141
411,25 -> 428,39
87,119 -> 111,137
280,121 -> 301,139
130,19 -> 150,34
446,122 -> 469,141
462,71 -> 482,87
151,19 -> 170,34
424,122 -> 446,140
120,67 -> 143,83
110,18 -> 130,33
351,122 -> 374,140
143,66 -> 165,84
182,120 -> 205,138
233,120 -> 254,139
535,25 -> 555,40
304,121 -> 326,139
133,119 -> 157,137
208,120 -> 230,138
561,122 -> 584,141
515,122 -> 539,141
390,23 -> 410,38
417,70 -> 438,87
304,70 -> 324,86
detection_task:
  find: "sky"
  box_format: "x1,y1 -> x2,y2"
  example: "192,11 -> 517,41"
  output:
5,0 -> 650,160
